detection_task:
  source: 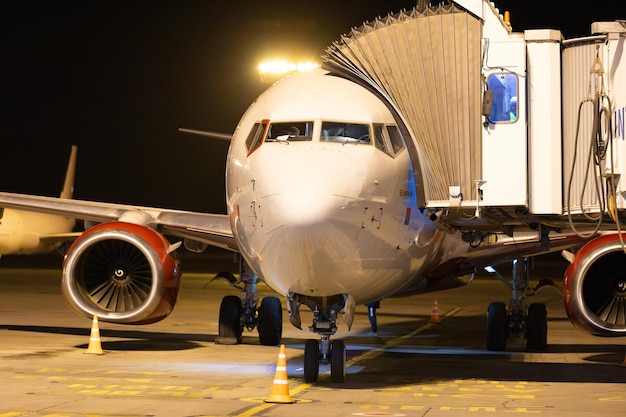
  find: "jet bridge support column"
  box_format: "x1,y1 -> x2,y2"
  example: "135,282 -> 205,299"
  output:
526,29 -> 563,215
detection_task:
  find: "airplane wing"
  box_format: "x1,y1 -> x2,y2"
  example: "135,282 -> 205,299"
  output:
0,192 -> 237,251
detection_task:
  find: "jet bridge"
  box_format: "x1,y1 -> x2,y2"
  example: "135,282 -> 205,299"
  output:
322,0 -> 626,237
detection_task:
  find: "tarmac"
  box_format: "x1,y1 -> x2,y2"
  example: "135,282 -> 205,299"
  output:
1,251 -> 625,416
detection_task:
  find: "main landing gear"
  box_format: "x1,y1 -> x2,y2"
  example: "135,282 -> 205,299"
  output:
212,256 -> 283,346
485,257 -> 558,352
289,294 -> 353,383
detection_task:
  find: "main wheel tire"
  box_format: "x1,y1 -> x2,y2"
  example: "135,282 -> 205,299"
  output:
526,302 -> 548,352
218,295 -> 242,344
257,296 -> 283,346
330,339 -> 346,383
486,301 -> 507,351
304,339 -> 320,383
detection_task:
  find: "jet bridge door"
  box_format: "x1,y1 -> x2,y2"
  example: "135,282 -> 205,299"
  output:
480,35 -> 528,208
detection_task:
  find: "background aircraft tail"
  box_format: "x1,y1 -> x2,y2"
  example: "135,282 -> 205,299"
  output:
59,145 -> 77,199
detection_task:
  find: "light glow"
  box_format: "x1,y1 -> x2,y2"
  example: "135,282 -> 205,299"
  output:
258,60 -> 320,75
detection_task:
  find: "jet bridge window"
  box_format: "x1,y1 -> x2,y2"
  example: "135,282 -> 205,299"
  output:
321,121 -> 370,143
486,73 -> 518,123
266,121 -> 313,142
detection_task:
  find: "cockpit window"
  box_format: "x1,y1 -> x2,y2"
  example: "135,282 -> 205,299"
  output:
373,124 -> 390,154
246,120 -> 269,155
321,121 -> 370,143
244,119 -> 405,158
387,125 -> 405,155
373,124 -> 405,158
267,122 -> 313,142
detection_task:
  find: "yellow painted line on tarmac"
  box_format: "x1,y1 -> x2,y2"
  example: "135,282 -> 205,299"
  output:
232,307 -> 462,417
4,308 -> 463,417
348,307 -> 462,367
599,396 -> 626,402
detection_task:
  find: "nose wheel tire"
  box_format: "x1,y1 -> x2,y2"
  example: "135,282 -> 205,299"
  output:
303,338 -> 346,383
304,339 -> 320,382
330,339 -> 346,383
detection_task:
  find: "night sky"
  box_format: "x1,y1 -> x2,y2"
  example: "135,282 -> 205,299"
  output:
1,1 -> 625,216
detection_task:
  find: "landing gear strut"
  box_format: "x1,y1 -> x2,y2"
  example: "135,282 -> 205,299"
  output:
485,257 -> 548,352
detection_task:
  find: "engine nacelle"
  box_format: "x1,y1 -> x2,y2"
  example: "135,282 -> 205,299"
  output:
564,233 -> 626,336
61,221 -> 181,324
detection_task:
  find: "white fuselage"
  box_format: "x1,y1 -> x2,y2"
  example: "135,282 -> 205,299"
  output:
224,69 -> 452,303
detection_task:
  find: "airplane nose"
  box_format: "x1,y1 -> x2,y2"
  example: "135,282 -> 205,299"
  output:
238,145 -> 372,296
277,188 -> 325,226
279,171 -> 353,225
258,146 -> 363,230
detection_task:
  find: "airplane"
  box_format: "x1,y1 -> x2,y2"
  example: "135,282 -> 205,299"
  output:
0,145 -> 80,256
0,0 -> 625,384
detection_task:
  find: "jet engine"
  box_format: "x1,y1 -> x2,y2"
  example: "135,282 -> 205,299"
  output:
564,233 -> 626,336
61,221 -> 182,324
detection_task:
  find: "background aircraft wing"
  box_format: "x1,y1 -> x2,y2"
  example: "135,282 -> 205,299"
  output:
38,231 -> 83,245
0,192 -> 237,251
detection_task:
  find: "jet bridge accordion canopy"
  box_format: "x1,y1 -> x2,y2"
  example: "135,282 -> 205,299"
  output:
323,3 -> 483,207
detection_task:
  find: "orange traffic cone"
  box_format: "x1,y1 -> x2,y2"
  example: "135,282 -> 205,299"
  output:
85,314 -> 104,355
265,344 -> 294,404
430,298 -> 441,324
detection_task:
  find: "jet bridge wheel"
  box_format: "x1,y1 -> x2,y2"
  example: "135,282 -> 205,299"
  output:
526,302 -> 548,352
217,295 -> 242,345
304,339 -> 320,382
330,339 -> 346,383
257,296 -> 283,346
486,301 -> 507,351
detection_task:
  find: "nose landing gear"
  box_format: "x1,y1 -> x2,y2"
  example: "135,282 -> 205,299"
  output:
304,336 -> 346,383
289,294 -> 350,383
